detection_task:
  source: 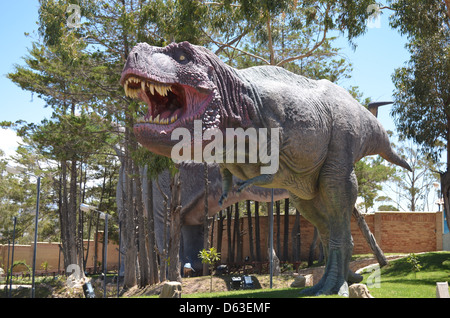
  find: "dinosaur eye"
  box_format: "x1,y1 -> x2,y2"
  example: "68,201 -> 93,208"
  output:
174,51 -> 189,64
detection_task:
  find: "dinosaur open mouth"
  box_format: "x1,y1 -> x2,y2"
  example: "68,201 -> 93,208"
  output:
122,73 -> 213,130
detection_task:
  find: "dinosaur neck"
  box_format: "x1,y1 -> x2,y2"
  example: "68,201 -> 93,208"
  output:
203,52 -> 259,129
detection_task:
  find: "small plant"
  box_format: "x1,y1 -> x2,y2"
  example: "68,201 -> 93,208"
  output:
198,247 -> 221,293
406,253 -> 422,278
41,261 -> 50,273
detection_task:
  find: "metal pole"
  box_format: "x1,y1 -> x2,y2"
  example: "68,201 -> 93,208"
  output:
9,217 -> 17,298
269,188 -> 274,289
31,176 -> 41,298
103,214 -> 108,298
5,240 -> 10,295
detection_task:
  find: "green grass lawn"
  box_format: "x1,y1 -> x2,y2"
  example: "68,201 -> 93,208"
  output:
361,251 -> 450,298
183,252 -> 450,299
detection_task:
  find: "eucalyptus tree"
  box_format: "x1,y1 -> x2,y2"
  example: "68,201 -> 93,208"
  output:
386,0 -> 450,226
387,140 -> 442,211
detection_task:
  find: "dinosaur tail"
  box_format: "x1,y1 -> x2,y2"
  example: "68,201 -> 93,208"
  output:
365,101 -> 412,172
379,146 -> 412,172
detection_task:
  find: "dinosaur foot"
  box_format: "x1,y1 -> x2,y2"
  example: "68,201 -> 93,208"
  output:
348,270 -> 363,284
300,248 -> 350,297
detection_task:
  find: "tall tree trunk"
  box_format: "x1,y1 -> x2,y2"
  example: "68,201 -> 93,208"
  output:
234,203 -> 242,262
123,125 -> 137,288
58,161 -> 70,270
168,171 -> 182,282
291,209 -> 301,262
226,206 -> 233,263
202,163 -> 210,275
155,178 -> 169,282
135,165 -> 150,287
441,124 -> 450,232
216,211 -> 224,256
283,198 -> 289,261
246,200 -> 255,261
254,201 -> 261,261
61,159 -> 78,271
440,170 -> 450,236
75,159 -> 85,278
146,170 -> 159,285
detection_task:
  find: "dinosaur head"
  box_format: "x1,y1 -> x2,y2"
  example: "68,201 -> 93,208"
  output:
120,41 -> 255,158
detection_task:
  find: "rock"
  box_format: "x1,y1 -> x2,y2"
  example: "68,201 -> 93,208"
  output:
290,274 -> 313,288
159,281 -> 182,298
349,284 -> 374,298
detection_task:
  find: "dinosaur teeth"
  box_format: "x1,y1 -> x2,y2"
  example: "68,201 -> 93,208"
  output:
136,113 -> 179,125
124,76 -> 172,98
147,82 -> 154,95
125,76 -> 179,125
149,83 -> 172,96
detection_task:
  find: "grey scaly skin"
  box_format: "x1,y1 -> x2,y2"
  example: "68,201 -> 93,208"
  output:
120,41 -> 411,296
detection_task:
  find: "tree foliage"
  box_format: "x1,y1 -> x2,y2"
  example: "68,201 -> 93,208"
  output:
386,0 -> 450,226
389,0 -> 450,162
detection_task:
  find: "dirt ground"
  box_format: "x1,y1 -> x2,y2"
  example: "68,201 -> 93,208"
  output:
122,255 -> 403,297
122,273 -> 294,297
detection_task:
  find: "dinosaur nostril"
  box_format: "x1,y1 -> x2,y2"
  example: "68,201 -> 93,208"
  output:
134,52 -> 139,62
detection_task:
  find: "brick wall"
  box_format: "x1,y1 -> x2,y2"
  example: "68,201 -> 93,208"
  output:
211,211 -> 444,263
374,212 -> 443,253
0,238 -> 119,274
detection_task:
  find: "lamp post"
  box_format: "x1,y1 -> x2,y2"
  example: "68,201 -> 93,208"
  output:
8,217 -> 17,298
80,203 -> 110,298
6,165 -> 40,298
269,188 -> 274,289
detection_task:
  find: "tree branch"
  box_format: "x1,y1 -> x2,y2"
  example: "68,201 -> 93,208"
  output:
202,30 -> 270,65
214,29 -> 249,56
276,3 -> 331,67
266,13 -> 275,65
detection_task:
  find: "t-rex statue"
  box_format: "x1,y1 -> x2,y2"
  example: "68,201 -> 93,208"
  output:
120,41 -> 411,296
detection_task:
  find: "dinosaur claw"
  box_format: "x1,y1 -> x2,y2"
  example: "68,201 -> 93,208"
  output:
218,193 -> 228,206
236,181 -> 248,193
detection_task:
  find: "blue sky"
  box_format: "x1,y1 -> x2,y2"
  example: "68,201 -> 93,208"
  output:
0,2 -> 409,157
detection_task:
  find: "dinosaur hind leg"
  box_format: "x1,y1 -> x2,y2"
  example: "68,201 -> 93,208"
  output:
290,164 -> 357,296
